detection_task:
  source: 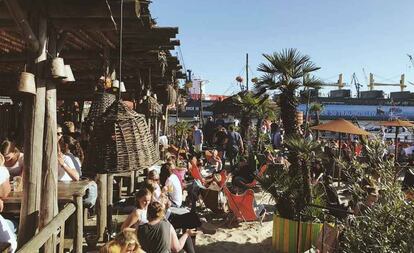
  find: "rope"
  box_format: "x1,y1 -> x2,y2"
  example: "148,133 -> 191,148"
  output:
178,45 -> 187,74
105,0 -> 118,31
118,0 -> 124,99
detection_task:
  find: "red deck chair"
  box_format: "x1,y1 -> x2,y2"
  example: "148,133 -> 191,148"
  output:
244,164 -> 268,188
223,184 -> 259,222
189,162 -> 229,213
188,162 -> 205,184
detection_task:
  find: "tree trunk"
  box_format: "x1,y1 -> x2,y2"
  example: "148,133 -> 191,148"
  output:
279,89 -> 298,137
315,111 -> 320,140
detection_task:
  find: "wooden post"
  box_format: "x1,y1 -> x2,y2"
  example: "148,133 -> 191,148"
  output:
107,174 -> 114,236
40,26 -> 59,253
96,174 -> 107,241
17,11 -> 47,248
18,79 -> 45,247
74,195 -> 83,253
164,105 -> 169,136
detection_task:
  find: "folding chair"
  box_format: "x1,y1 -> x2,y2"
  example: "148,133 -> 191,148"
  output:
223,184 -> 265,223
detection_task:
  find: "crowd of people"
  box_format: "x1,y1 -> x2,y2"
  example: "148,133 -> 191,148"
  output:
0,121 -> 98,252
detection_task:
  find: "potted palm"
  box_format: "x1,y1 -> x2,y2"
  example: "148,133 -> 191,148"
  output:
255,49 -> 327,252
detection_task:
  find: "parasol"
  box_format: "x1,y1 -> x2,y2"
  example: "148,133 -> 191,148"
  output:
379,120 -> 414,163
311,119 -> 370,185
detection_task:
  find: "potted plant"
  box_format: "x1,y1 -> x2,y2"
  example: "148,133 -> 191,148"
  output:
259,136 -> 328,253
255,49 -> 327,253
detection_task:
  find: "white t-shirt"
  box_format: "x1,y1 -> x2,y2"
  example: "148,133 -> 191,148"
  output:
58,155 -> 78,182
0,215 -> 16,253
0,167 -> 10,185
165,174 -> 182,207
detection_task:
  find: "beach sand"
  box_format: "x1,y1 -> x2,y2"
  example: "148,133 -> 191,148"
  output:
194,189 -> 275,253
195,215 -> 274,253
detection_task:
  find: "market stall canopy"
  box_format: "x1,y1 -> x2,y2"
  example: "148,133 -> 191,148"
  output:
311,118 -> 371,135
378,119 -> 414,127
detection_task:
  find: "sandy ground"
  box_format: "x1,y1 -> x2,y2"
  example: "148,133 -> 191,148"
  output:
86,187 -> 276,253
193,190 -> 275,253
195,214 -> 274,253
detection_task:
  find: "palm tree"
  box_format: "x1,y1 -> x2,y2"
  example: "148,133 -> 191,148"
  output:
233,91 -> 271,153
256,48 -> 321,137
309,103 -> 324,139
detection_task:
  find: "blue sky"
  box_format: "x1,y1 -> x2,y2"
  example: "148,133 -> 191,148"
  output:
151,0 -> 414,96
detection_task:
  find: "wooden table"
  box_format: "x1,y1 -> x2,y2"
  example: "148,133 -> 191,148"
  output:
4,180 -> 93,253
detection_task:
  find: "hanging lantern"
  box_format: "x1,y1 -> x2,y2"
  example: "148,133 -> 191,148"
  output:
63,65 -> 75,82
112,80 -> 120,88
165,84 -> 177,105
236,76 -> 243,83
120,82 -> 127,92
51,57 -> 67,79
84,101 -> 158,174
17,71 -> 36,95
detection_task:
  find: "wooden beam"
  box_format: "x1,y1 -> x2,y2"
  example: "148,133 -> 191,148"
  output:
3,0 -> 39,52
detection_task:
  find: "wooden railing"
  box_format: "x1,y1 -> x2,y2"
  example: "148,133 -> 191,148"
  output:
17,203 -> 76,253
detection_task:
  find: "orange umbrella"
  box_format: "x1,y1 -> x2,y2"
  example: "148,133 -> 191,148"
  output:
379,119 -> 414,127
379,120 -> 414,163
311,118 -> 371,136
312,119 -> 369,185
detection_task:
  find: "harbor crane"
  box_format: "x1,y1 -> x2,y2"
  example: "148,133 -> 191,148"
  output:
368,73 -> 406,91
320,74 -> 349,89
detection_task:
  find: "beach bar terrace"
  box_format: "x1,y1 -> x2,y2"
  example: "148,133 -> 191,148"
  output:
0,0 -> 184,252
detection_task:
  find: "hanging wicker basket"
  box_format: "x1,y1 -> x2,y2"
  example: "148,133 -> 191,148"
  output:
84,100 -> 158,174
165,85 -> 177,105
137,95 -> 162,118
85,92 -> 116,124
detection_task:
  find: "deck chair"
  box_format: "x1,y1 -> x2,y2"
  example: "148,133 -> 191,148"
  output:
223,184 -> 265,223
244,164 -> 268,189
189,163 -> 228,213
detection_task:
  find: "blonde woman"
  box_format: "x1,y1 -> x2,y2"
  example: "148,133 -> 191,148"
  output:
100,228 -> 144,253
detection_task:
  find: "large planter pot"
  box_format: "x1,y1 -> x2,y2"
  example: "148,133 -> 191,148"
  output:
272,215 -> 322,253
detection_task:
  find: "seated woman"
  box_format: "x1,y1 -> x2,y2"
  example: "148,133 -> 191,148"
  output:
100,228 -> 144,253
121,188 -> 152,230
0,140 -> 24,178
160,162 -> 183,208
138,202 -> 197,253
232,157 -> 256,190
59,135 -> 97,209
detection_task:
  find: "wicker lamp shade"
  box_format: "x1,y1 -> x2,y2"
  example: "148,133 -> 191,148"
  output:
138,95 -> 162,118
84,100 -> 158,174
165,85 -> 177,105
86,92 -> 116,124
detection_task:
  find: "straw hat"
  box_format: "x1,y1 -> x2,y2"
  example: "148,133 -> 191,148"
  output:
0,154 -> 4,166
